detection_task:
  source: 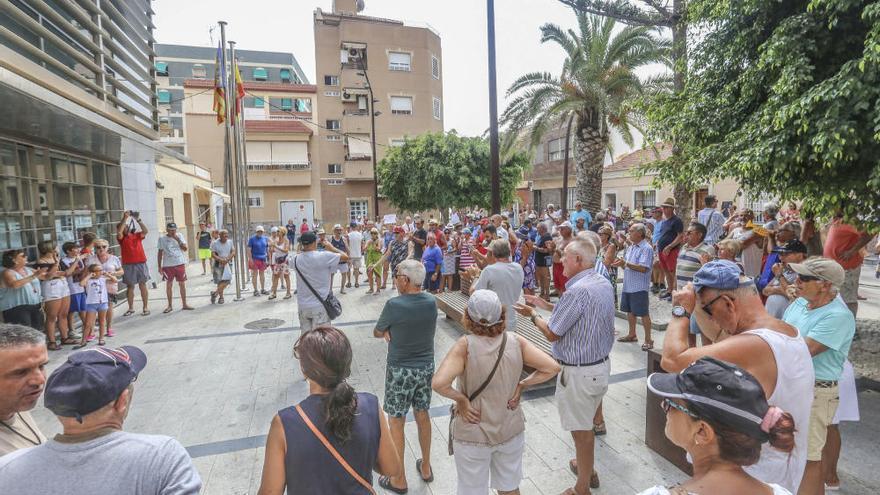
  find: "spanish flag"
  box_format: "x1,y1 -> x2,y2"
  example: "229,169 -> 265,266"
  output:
212,41 -> 226,124
234,60 -> 245,118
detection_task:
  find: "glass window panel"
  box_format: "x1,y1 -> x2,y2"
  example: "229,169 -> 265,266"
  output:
17,147 -> 31,177
55,214 -> 75,243
71,159 -> 88,183
19,180 -> 32,211
0,141 -> 15,176
36,227 -> 54,243
54,184 -> 72,209
52,156 -> 71,182
38,184 -> 50,211
72,184 -> 92,209
106,165 -> 121,187
96,222 -> 111,241
94,187 -> 107,210
32,150 -> 48,180
37,211 -> 52,228
108,188 -> 123,211
92,162 -> 106,185
21,229 -> 36,247
2,181 -> 20,211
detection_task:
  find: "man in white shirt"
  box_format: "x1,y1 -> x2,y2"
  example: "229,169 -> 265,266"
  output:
346,222 -> 364,288
289,231 -> 349,331
491,214 -> 509,241
470,239 -> 524,332
156,222 -> 193,313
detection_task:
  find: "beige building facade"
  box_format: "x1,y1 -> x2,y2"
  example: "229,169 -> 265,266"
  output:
313,0 -> 444,224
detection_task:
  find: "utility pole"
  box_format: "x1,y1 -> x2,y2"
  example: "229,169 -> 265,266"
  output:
360,70 -> 380,219
487,0 -> 501,214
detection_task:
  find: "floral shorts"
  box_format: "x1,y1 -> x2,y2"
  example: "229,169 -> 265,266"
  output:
383,364 -> 434,417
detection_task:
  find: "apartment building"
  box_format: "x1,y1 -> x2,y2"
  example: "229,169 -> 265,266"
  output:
0,0 -> 202,269
156,44 -> 319,226
314,0 -> 443,224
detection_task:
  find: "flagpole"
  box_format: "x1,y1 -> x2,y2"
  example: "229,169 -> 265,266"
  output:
218,21 -> 243,301
230,41 -> 251,292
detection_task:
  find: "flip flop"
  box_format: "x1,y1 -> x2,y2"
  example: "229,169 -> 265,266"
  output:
378,476 -> 408,494
61,338 -> 78,345
568,461 -> 600,489
142,310 -> 151,316
123,310 -> 135,317
47,342 -> 60,351
98,339 -> 106,346
416,458 -> 433,482
163,307 -> 173,314
73,342 -> 87,349
283,294 -> 292,299
642,342 -> 654,351
182,306 -> 195,310
593,422 -> 607,436
617,335 -> 638,343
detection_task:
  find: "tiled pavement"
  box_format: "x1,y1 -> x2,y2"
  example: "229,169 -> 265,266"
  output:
29,263 -> 880,494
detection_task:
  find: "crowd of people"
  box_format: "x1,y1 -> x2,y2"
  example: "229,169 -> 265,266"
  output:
0,196 -> 876,494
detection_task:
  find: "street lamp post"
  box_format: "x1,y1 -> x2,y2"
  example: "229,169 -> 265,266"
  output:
358,70 -> 380,220
487,0 -> 501,214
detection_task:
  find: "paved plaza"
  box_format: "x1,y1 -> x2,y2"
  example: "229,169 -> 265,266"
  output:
29,263 -> 880,495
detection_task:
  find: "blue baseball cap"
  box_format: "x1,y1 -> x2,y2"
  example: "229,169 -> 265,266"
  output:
44,346 -> 147,422
692,260 -> 752,293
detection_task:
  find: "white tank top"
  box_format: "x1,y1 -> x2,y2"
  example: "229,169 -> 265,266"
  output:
742,328 -> 814,494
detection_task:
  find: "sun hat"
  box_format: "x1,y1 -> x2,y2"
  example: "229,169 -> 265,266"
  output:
467,289 -> 503,326
661,197 -> 676,208
788,256 -> 845,288
255,225 -> 265,232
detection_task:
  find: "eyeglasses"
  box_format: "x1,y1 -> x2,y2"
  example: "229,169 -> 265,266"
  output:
95,246 -> 107,250
701,293 -> 732,317
797,274 -> 822,283
661,398 -> 699,418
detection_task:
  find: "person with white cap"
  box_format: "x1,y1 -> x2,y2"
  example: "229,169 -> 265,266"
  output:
432,290 -> 560,495
781,257 -> 855,495
0,345 -> 201,494
663,260 -> 813,492
639,357 -> 796,495
247,225 -> 270,297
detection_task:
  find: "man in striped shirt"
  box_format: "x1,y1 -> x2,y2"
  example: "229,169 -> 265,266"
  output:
676,222 -> 716,345
515,238 -> 615,495
696,195 -> 726,245
614,223 -> 655,350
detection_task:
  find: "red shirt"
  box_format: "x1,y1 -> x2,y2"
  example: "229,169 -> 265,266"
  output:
119,232 -> 147,264
432,228 -> 447,249
823,222 -> 864,270
300,223 -> 309,234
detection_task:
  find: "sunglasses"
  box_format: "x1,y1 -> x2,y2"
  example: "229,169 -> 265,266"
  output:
95,246 -> 108,250
701,293 -> 732,317
797,274 -> 822,283
661,398 -> 699,418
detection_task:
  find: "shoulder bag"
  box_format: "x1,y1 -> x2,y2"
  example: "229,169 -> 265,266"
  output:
294,256 -> 342,320
447,331 -> 508,455
295,404 -> 376,494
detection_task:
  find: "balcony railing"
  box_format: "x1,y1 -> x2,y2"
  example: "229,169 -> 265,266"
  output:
247,161 -> 311,171
345,154 -> 371,161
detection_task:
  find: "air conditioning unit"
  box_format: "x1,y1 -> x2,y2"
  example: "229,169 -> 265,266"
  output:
341,91 -> 357,102
348,48 -> 362,59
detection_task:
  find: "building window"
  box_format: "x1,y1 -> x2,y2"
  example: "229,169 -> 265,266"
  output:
155,61 -> 168,76
431,55 -> 440,79
388,52 -> 411,71
280,68 -> 292,82
157,89 -> 171,104
390,138 -> 406,147
326,135 -> 342,142
192,64 -> 206,79
254,96 -> 264,108
326,120 -> 340,130
605,193 -> 618,210
253,67 -> 268,81
328,163 -> 342,174
634,190 -> 656,210
325,90 -> 340,97
281,98 -> 293,111
548,137 -> 571,161
390,96 -> 413,115
247,190 -> 264,208
327,179 -> 344,185
324,75 -> 339,86
163,198 -> 174,225
349,200 -> 368,221
432,97 -> 441,120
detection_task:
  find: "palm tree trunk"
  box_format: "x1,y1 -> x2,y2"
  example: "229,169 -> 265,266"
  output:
574,122 -> 606,215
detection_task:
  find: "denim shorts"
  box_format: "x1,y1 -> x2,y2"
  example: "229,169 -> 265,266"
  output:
620,290 -> 649,317
84,302 -> 108,313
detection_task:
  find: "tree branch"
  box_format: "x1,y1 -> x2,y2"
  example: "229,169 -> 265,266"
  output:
556,0 -> 673,27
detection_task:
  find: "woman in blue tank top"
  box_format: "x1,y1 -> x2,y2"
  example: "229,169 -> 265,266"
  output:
257,326 -> 400,494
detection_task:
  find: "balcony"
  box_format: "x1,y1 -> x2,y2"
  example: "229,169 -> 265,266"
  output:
344,161 -> 374,181
247,161 -> 312,187
345,154 -> 371,161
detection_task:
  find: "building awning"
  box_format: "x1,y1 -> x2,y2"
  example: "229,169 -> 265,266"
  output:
195,184 -> 230,201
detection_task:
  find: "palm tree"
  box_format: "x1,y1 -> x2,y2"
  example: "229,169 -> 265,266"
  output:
503,11 -> 670,214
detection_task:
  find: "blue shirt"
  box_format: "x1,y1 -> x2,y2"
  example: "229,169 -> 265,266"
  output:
697,207 -> 725,244
247,235 -> 269,261
657,215 -> 684,251
622,240 -> 653,293
547,269 -> 615,363
652,219 -> 664,245
783,297 -> 855,381
570,209 -> 592,229
756,252 -> 780,292
421,245 -> 443,273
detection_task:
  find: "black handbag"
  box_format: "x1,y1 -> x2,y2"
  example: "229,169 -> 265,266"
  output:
293,257 -> 342,320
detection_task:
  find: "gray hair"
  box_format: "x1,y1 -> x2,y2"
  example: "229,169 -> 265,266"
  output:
576,230 -> 602,254
595,212 -> 607,222
780,221 -> 802,237
763,202 -> 779,217
489,239 -> 511,259
0,324 -> 46,349
396,259 -> 425,288
565,238 -> 596,267
629,223 -> 647,237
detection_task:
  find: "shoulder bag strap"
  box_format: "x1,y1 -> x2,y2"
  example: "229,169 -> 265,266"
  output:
295,404 -> 376,495
293,257 -> 326,302
468,331 -> 508,401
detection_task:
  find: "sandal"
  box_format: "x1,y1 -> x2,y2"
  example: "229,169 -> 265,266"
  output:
268,294 -> 277,300
416,458 -> 433,482
163,307 -> 173,314
283,294 -> 292,299
218,297 -> 225,304
61,338 -> 78,345
642,342 -> 654,351
98,339 -> 106,346
569,460 -> 600,489
378,476 -> 408,494
617,335 -> 638,343
593,421 -> 607,436
181,306 -> 195,310
73,342 -> 88,349
47,342 -> 60,351
123,309 -> 135,317
142,309 -> 150,316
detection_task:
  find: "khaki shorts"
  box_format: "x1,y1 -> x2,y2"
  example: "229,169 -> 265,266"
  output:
807,385 -> 840,461
555,359 -> 610,431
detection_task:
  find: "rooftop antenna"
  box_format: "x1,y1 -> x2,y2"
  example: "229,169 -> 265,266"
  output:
208,25 -> 216,45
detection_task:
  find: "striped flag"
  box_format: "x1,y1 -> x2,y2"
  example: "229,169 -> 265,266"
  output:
234,59 -> 245,118
212,41 -> 226,124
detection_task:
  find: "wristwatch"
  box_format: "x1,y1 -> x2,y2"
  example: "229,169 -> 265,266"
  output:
530,313 -> 538,324
671,305 -> 691,319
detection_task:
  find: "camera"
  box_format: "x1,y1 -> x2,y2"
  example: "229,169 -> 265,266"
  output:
129,210 -> 140,218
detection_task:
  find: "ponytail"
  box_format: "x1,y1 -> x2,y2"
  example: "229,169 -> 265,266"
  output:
324,381 -> 358,443
767,412 -> 796,453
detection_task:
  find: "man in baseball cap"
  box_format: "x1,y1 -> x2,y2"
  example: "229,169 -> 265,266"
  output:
0,346 -> 201,494
661,259 -> 813,492
782,256 -> 855,494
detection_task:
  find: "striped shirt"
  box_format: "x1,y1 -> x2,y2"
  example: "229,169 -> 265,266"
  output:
459,243 -> 475,269
622,240 -> 653,293
676,242 -> 715,283
547,268 -> 615,363
697,208 -> 726,244
593,255 -> 610,281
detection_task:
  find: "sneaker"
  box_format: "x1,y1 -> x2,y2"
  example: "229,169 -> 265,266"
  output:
650,284 -> 660,294
106,329 -> 115,337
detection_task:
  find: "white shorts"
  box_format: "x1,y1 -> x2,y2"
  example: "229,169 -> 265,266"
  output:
555,359 -> 610,431
454,432 -> 525,494
41,278 -> 70,302
298,306 -> 329,332
349,257 -> 363,269
336,263 -> 350,273
833,360 -> 860,424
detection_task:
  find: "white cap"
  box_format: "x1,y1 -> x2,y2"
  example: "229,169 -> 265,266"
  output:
467,290 -> 503,326
255,225 -> 265,232
270,226 -> 279,233
333,224 -> 342,230
559,221 -> 573,229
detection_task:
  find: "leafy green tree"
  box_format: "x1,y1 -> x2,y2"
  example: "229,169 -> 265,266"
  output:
647,0 -> 880,230
377,132 -> 528,212
503,11 -> 669,214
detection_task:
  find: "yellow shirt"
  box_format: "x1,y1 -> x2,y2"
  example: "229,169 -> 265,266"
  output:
0,411 -> 46,457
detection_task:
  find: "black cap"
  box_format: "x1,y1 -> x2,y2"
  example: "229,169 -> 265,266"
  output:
166,222 -> 177,230
647,357 -> 772,441
45,346 -> 147,422
773,239 -> 807,254
299,231 -> 317,245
